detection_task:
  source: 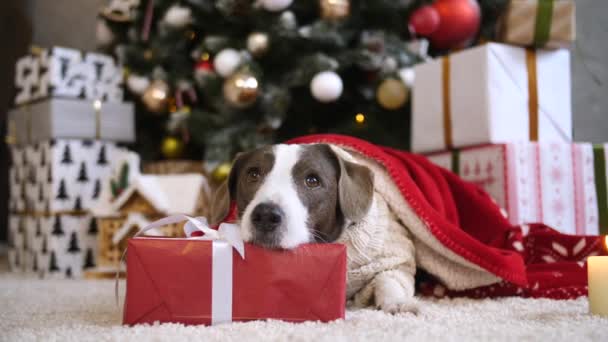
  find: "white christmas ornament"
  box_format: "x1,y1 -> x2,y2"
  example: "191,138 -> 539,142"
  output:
310,71 -> 343,103
126,74 -> 151,95
96,19 -> 114,46
398,67 -> 415,87
261,0 -> 293,12
214,49 -> 242,77
163,5 -> 192,28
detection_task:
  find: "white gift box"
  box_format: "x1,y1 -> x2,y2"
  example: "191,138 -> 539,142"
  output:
14,46 -> 123,105
426,142 -> 608,235
9,140 -> 132,213
7,213 -> 99,279
8,98 -> 135,144
412,43 -> 572,153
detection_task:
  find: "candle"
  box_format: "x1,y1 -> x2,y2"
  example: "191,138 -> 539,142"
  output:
588,236 -> 608,316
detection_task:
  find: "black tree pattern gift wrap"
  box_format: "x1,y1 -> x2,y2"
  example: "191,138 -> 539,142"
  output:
13,46 -> 123,105
9,139 -> 128,213
7,214 -> 99,279
7,139 -> 136,279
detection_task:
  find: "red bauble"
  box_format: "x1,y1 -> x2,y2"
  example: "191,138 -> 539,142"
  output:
408,5 -> 440,36
195,60 -> 213,71
410,0 -> 481,51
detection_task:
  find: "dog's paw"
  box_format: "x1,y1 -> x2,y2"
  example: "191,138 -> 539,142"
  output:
377,299 -> 420,315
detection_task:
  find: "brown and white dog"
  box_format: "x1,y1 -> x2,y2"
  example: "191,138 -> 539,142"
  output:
211,144 -> 418,314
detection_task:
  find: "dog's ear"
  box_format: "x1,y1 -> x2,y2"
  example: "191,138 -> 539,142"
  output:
331,148 -> 374,222
209,152 -> 248,225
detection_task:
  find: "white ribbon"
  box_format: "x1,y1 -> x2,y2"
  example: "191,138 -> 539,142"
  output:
115,214 -> 245,325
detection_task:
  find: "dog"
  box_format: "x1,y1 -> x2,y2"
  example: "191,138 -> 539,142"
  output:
211,143 -> 418,314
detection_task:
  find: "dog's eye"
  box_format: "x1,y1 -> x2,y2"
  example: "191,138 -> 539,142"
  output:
305,174 -> 321,188
246,167 -> 261,182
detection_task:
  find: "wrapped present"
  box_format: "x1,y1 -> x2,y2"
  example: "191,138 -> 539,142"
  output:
7,213 -> 99,278
9,139 -> 132,213
123,216 -> 346,325
426,142 -> 608,235
412,43 -> 571,153
7,98 -> 135,144
14,46 -> 123,105
499,0 -> 576,49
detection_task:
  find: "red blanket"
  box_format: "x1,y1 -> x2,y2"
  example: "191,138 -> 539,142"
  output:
287,134 -> 607,299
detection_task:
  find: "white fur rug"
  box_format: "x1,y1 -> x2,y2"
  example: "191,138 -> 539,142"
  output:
2,271 -> 606,342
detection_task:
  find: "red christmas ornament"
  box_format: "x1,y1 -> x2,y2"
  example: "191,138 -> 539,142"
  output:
408,5 -> 440,36
195,60 -> 213,71
409,0 -> 481,51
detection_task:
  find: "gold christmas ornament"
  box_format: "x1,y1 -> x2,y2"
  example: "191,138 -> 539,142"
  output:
355,113 -> 365,124
247,32 -> 270,57
142,80 -> 170,114
161,136 -> 185,159
212,162 -> 232,183
320,0 -> 350,21
143,49 -> 154,60
376,78 -> 409,110
223,71 -> 259,108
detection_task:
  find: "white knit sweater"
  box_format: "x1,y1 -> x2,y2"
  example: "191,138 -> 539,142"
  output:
331,146 -> 501,306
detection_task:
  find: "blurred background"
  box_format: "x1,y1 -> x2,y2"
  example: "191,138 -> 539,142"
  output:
1,0 -> 607,244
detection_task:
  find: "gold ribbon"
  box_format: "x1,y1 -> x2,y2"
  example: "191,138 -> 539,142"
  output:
442,56 -> 453,148
93,100 -> 102,140
441,48 -> 540,146
525,49 -> 539,141
9,210 -> 89,217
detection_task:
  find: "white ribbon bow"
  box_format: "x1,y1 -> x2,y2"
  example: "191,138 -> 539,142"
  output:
115,214 -> 245,325
144,214 -> 245,258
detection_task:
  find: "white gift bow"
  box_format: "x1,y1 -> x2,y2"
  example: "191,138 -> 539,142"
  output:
115,214 -> 245,324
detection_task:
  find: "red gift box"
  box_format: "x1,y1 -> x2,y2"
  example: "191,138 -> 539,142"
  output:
123,238 -> 347,325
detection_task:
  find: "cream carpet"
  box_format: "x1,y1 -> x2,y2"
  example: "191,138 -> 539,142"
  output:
2,270 -> 607,342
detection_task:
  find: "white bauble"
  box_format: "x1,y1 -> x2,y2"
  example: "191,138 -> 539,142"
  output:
163,5 -> 192,28
96,19 -> 114,46
310,71 -> 343,103
214,49 -> 242,77
261,0 -> 293,12
126,74 -> 151,95
398,67 -> 415,88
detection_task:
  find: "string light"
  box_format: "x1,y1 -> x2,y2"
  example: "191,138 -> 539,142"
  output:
355,113 -> 365,124
93,99 -> 102,111
201,52 -> 210,61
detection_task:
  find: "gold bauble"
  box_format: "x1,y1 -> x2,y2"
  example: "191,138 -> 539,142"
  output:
161,136 -> 184,159
212,162 -> 232,183
376,78 -> 409,110
142,80 -> 170,114
320,0 -> 350,21
247,32 -> 270,57
223,71 -> 259,108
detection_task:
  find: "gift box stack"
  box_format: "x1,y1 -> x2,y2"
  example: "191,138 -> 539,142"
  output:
411,1 -> 607,236
6,46 -> 136,278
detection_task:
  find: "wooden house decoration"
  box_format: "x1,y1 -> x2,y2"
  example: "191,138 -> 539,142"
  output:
94,173 -> 210,268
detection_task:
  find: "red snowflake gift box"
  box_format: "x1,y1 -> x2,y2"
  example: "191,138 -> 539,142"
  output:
427,142 -> 608,235
122,215 -> 347,326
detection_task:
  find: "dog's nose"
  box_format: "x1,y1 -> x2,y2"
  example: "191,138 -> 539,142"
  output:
251,203 -> 283,232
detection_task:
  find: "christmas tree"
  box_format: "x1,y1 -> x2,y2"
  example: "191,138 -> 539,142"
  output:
88,218 -> 99,235
49,251 -> 60,272
67,232 -> 81,253
61,144 -> 73,164
52,216 -> 65,236
84,248 -> 96,269
56,180 -> 69,200
92,179 -> 102,199
77,162 -> 90,182
98,0 -> 507,165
